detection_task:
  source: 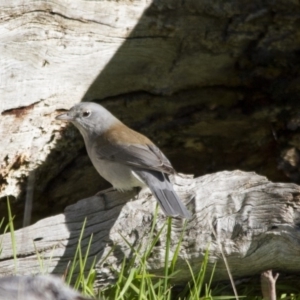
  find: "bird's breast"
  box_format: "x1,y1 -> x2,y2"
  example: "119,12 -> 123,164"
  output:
87,146 -> 144,191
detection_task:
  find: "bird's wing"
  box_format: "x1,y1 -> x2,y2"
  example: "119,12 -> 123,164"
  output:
132,169 -> 191,219
94,137 -> 175,175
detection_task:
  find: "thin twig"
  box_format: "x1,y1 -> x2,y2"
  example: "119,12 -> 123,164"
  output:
261,270 -> 279,300
210,223 -> 239,300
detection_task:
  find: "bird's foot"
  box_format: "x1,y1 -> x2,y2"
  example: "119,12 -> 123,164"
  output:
95,187 -> 117,208
95,187 -> 116,197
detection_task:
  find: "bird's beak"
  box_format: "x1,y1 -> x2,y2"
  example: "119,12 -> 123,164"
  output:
55,111 -> 73,122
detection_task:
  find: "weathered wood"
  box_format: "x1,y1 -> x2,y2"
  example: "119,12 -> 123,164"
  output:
1,171 -> 300,288
0,275 -> 90,300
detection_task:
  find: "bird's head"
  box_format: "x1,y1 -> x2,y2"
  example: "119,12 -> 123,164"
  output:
55,102 -> 118,137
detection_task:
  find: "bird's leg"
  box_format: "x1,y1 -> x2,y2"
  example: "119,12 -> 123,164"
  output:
95,187 -> 116,197
95,187 -> 117,209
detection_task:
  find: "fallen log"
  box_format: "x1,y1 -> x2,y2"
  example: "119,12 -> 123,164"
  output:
1,170 -> 300,289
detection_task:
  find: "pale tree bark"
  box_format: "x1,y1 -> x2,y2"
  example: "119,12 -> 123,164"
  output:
1,171 -> 300,289
0,275 -> 90,300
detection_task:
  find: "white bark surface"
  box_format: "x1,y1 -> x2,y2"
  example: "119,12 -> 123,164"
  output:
1,171 -> 300,288
0,275 -> 89,300
1,0 -> 152,112
0,0 -> 152,199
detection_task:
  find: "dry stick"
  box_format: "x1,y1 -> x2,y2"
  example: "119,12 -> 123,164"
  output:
210,223 -> 239,300
261,270 -> 279,300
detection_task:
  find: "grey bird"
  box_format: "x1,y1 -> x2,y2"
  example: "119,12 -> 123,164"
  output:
56,102 -> 191,219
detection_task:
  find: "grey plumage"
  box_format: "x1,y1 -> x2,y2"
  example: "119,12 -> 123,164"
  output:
56,102 -> 191,219
133,169 -> 191,218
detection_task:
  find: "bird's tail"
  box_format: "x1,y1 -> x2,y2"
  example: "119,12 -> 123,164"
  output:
133,169 -> 191,219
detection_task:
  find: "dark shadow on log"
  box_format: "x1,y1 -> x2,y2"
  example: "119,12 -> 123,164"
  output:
52,190 -> 136,280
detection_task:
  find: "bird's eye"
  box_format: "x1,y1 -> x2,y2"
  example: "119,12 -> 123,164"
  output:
82,111 -> 91,118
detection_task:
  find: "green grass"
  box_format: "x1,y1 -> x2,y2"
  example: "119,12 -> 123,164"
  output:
66,217 -> 96,296
1,200 -> 300,299
95,214 -> 221,300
